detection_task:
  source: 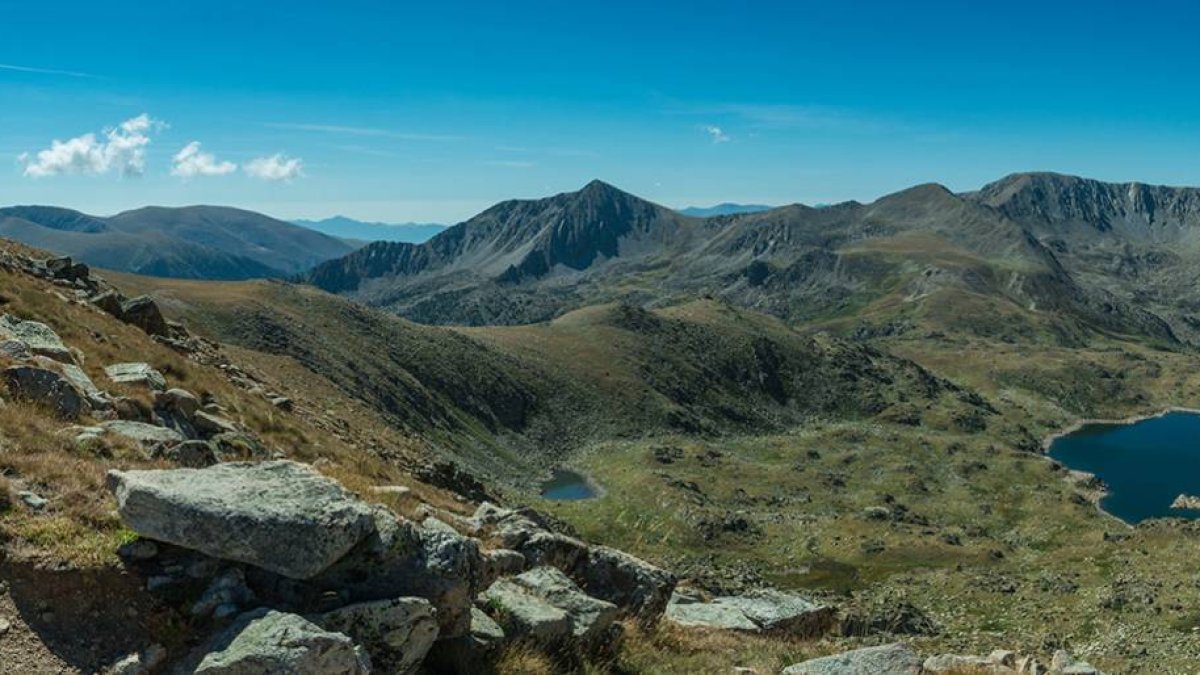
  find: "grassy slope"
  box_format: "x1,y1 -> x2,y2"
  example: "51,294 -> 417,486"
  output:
107,242 -> 1200,672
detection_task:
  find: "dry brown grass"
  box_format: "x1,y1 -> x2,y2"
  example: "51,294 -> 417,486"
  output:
494,643 -> 558,675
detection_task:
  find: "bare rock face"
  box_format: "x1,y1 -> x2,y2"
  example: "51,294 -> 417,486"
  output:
106,461 -> 377,579
666,588 -> 833,637
3,365 -> 87,418
119,296 -> 169,337
311,507 -> 483,638
0,314 -> 74,363
314,597 -> 438,675
193,609 -> 370,674
781,643 -> 922,674
583,545 -> 677,622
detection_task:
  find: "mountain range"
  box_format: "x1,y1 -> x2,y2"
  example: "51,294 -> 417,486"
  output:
292,216 -> 448,244
0,205 -> 356,280
303,172 -> 1197,345
676,203 -> 774,217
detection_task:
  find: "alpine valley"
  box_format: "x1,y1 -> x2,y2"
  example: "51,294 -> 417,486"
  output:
3,173 -> 1200,673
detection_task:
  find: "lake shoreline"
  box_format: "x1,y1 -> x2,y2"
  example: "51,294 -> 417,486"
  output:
540,467 -> 607,501
1041,406 -> 1200,527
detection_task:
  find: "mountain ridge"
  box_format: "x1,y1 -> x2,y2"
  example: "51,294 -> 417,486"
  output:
0,204 -> 356,280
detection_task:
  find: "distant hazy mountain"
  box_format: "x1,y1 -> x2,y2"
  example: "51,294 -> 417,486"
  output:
0,205 -> 355,280
293,216 -> 447,244
677,203 -> 774,217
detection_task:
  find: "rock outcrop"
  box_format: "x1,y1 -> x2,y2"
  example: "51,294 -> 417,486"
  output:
314,597 -> 438,674
666,588 -> 833,637
192,609 -> 370,674
781,643 -> 922,674
107,461 -> 377,579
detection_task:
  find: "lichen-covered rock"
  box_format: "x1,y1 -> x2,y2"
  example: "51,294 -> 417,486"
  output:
312,507 -> 482,637
106,461 -> 376,579
193,609 -> 370,674
507,566 -> 619,648
583,545 -> 676,622
666,588 -> 833,637
315,597 -> 438,674
481,548 -> 526,587
781,643 -> 922,674
101,421 -> 184,451
105,362 -> 167,391
120,296 -> 169,337
481,577 -> 572,645
3,365 -> 87,418
0,314 -> 74,363
424,607 -> 506,673
518,531 -> 589,576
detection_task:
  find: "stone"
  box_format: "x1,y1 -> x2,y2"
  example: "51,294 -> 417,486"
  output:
0,339 -> 31,360
156,388 -> 200,418
101,421 -> 184,450
421,516 -> 459,535
315,597 -> 438,674
473,501 -> 512,524
714,588 -> 834,637
269,396 -> 294,411
518,531 -> 589,576
49,359 -> 110,410
369,485 -> 412,497
665,595 -> 760,631
120,296 -> 169,337
194,410 -> 239,436
583,545 -> 676,622
105,363 -> 167,391
781,643 -> 923,674
1052,650 -> 1101,674
0,315 -> 73,363
106,643 -> 166,675
192,568 -> 257,618
313,508 -> 482,638
90,291 -> 126,318
481,577 -> 572,644
193,609 -> 370,674
989,650 -> 1017,667
106,461 -> 377,579
3,365 -> 87,418
18,490 -> 48,511
923,654 -> 993,672
481,548 -> 527,586
1170,493 -> 1200,510
423,607 -> 505,674
161,440 -> 219,467
508,566 -> 619,647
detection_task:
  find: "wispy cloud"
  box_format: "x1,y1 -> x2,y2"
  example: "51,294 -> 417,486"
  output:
171,141 -> 237,178
245,154 -> 304,181
0,62 -> 97,78
19,114 -> 163,177
483,160 -> 536,169
703,125 -> 731,143
665,100 -> 895,134
266,122 -> 463,142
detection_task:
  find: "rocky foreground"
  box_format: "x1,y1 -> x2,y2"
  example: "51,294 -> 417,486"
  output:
91,457 -> 1101,674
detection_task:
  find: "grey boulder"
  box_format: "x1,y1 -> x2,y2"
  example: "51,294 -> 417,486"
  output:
0,314 -> 74,363
315,597 -> 438,675
106,461 -> 377,579
120,296 -> 169,337
105,363 -> 168,391
506,566 -> 619,648
583,545 -> 676,622
781,643 -> 922,675
101,421 -> 184,450
3,365 -> 87,418
193,609 -> 370,674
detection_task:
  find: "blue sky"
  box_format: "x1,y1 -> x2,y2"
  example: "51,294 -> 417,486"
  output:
2,1 -> 1199,223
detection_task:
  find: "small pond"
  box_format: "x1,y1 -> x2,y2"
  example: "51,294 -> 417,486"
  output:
1048,411 -> 1200,523
540,469 -> 598,501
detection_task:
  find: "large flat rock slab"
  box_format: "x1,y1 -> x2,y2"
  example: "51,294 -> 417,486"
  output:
106,460 -> 376,579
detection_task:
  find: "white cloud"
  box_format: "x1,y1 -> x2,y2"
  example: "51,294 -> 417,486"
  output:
171,141 -> 237,178
20,113 -> 162,177
245,154 -> 304,181
704,125 -> 731,143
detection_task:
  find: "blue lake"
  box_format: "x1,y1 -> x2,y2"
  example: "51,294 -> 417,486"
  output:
1048,411 -> 1200,523
540,469 -> 598,501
